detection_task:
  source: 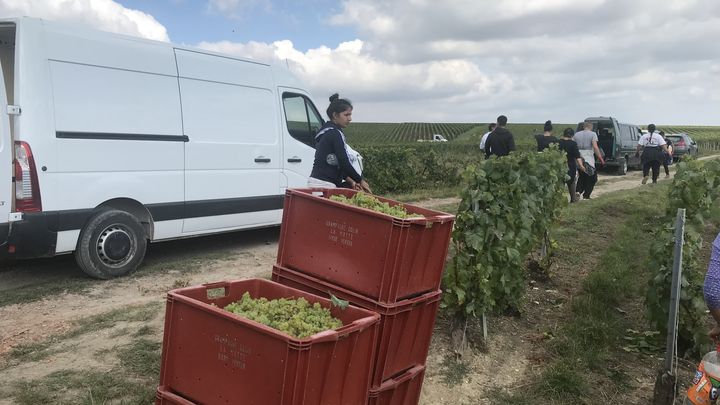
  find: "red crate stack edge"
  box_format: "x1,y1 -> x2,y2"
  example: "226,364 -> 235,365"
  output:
277,188 -> 454,304
273,188 -> 455,404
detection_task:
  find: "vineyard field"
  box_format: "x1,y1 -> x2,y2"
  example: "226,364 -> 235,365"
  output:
344,122 -> 720,152
343,122 -> 480,144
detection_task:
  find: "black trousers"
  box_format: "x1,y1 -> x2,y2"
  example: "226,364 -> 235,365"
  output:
576,171 -> 597,199
567,174 -> 578,202
643,161 -> 661,183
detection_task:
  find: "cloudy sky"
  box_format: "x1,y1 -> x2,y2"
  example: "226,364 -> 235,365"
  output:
2,0 -> 719,124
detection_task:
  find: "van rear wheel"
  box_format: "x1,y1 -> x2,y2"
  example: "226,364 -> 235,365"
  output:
75,209 -> 147,279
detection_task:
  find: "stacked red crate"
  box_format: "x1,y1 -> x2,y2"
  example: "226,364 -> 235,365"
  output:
273,188 -> 455,404
156,278 -> 380,405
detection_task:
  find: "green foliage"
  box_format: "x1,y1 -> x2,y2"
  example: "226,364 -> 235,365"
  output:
441,148 -> 567,317
356,143 -> 481,194
646,158 -> 720,354
224,292 -> 343,339
330,192 -> 420,218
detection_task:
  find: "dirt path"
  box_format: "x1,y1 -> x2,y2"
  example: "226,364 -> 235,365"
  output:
0,157 -> 715,404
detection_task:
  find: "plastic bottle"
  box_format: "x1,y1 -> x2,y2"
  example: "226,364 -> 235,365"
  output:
685,345 -> 720,405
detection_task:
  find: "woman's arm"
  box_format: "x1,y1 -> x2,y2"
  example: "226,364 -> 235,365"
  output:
591,140 -> 605,165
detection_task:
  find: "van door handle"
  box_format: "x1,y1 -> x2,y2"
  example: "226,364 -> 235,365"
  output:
254,157 -> 271,163
287,157 -> 302,163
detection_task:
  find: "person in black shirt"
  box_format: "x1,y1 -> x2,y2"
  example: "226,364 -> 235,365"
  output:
308,94 -> 371,192
536,120 -> 558,151
484,115 -> 515,158
558,128 -> 586,202
660,131 -> 673,177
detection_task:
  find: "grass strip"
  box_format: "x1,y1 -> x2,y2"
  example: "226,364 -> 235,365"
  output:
495,184 -> 670,404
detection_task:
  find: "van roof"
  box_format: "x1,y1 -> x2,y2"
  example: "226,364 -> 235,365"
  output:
0,16 -> 304,88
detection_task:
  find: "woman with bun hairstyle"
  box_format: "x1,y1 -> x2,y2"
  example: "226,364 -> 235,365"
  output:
308,94 -> 371,192
635,124 -> 669,185
536,120 -> 558,152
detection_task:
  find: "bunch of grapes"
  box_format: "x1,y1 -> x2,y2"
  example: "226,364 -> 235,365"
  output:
329,193 -> 422,219
224,292 -> 343,339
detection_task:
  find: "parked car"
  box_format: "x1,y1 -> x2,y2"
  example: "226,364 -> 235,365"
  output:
665,133 -> 699,160
576,117 -> 643,175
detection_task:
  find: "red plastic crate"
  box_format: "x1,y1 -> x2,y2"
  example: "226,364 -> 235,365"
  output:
272,265 -> 440,388
158,278 -> 380,405
277,188 -> 454,304
368,365 -> 425,405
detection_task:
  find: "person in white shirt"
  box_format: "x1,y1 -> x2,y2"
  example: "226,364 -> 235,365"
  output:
635,124 -> 669,184
479,123 -> 497,154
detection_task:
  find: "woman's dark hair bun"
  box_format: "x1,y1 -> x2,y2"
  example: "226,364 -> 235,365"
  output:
329,93 -> 339,102
545,120 -> 552,125
544,120 -> 553,131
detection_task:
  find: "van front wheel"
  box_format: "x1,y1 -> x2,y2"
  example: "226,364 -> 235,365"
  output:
75,209 -> 147,279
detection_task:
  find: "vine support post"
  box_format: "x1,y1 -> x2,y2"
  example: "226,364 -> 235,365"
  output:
664,208 -> 685,373
652,208 -> 685,405
473,200 -> 489,340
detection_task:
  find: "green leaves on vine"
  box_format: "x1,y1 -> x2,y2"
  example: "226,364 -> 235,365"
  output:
646,158 -> 720,354
441,148 -> 568,319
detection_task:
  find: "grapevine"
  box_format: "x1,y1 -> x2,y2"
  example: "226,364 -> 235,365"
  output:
224,292 -> 343,339
646,158 -> 720,354
442,148 -> 567,318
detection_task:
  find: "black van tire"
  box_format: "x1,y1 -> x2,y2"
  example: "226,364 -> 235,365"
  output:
75,209 -> 147,279
617,158 -> 628,175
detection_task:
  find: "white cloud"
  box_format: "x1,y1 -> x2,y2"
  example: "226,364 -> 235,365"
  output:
0,0 -> 169,41
321,0 -> 720,123
196,38 -> 511,113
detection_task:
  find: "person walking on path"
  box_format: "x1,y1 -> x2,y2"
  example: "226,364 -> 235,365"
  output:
635,124 -> 669,185
659,130 -> 673,177
479,123 -> 496,153
308,93 -> 371,192
558,128 -> 586,202
484,115 -> 515,158
573,121 -> 605,199
536,120 -> 558,152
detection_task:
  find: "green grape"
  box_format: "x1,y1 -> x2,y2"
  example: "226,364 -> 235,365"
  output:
329,193 -> 423,219
224,292 -> 343,339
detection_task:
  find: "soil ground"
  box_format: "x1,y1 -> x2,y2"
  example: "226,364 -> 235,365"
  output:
0,163 -> 702,404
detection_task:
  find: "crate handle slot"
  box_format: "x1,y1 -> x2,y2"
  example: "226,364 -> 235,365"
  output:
203,282 -> 229,300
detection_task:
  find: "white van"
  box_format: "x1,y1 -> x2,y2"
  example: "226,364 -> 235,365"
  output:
0,17 -> 324,278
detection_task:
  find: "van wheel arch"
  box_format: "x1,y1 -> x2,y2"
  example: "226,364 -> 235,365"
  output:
75,208 -> 148,279
97,198 -> 154,239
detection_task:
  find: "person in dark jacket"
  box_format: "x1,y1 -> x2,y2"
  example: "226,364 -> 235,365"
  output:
308,93 -> 371,192
536,120 -> 558,152
558,128 -> 586,202
484,115 -> 515,158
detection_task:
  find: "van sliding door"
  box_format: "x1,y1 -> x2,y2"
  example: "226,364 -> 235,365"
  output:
175,49 -> 282,233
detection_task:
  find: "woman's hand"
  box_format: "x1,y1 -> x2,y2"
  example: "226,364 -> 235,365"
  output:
359,180 -> 372,193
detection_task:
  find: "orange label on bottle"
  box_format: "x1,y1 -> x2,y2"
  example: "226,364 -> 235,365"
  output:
687,363 -> 720,405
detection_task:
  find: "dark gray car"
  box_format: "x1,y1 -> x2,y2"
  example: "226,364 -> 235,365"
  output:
665,133 -> 698,160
